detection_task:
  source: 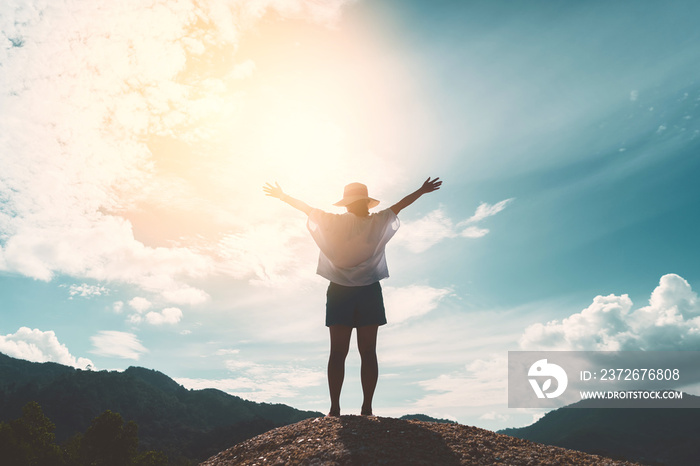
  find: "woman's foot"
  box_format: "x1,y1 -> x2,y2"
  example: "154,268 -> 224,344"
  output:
361,403 -> 372,416
326,407 -> 340,417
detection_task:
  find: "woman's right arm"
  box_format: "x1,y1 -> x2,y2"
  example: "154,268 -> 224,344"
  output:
263,182 -> 313,215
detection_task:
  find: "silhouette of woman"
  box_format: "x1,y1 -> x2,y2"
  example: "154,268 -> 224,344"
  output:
264,177 -> 441,417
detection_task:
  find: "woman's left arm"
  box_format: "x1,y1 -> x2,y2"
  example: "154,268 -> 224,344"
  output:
390,177 -> 442,215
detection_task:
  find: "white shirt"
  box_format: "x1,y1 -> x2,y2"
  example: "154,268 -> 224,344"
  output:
307,208 -> 400,286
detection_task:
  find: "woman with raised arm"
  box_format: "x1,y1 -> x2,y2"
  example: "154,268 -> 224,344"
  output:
263,177 -> 441,417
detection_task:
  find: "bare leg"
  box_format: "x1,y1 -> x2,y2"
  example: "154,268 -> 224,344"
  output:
327,325 -> 352,417
357,325 -> 379,415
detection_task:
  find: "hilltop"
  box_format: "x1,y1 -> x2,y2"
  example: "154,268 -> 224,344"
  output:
201,415 -> 641,465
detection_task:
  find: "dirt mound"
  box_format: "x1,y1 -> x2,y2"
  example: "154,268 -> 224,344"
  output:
200,415 -> 640,465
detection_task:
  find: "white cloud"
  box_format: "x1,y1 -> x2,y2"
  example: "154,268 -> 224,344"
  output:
394,200 -> 513,253
414,355 -> 508,409
67,283 -> 109,298
384,285 -> 451,323
126,297 -> 182,325
161,286 -> 209,306
392,209 -> 457,253
520,274 -> 700,351
379,300 -> 529,368
0,327 -> 94,369
176,357 -> 324,402
145,307 -> 183,325
0,0 -> 352,300
520,294 -> 633,350
129,297 -> 152,313
90,331 -> 148,359
127,297 -> 152,322
215,219 -> 317,285
479,411 -> 510,422
460,226 -> 490,238
113,301 -> 124,313
460,199 -> 514,225
230,59 -> 256,80
215,348 -> 241,356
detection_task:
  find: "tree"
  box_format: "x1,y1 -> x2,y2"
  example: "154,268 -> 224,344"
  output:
79,410 -> 139,466
0,402 -> 168,466
133,450 -> 169,466
1,401 -> 64,466
0,421 -> 28,466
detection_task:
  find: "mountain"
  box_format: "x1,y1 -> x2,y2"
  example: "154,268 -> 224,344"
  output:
499,396 -> 700,466
200,415 -> 640,465
0,353 -> 322,463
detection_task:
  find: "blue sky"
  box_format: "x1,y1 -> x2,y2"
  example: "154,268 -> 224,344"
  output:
2,0 -> 700,430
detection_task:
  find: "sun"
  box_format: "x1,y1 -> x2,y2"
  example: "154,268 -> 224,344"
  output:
124,12 -> 420,252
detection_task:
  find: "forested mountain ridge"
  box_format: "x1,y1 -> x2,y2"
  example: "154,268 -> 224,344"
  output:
499,396 -> 700,466
0,352 -> 322,463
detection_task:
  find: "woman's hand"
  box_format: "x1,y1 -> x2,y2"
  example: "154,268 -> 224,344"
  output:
390,176 -> 442,215
419,177 -> 442,194
263,182 -> 312,214
263,182 -> 285,199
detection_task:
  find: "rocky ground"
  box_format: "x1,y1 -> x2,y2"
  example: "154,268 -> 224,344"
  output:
200,415 -> 641,465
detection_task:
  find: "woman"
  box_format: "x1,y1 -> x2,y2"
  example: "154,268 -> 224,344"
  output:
263,177 -> 441,417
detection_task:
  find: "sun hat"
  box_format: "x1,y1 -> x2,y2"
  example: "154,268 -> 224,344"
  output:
333,182 -> 380,208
